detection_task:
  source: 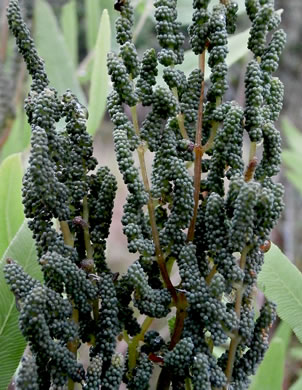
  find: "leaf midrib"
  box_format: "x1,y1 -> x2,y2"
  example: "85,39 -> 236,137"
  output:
0,300 -> 15,338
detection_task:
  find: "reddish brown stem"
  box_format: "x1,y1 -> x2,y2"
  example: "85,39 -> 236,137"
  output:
224,246 -> 252,387
169,292 -> 188,350
205,264 -> 217,285
187,51 -> 206,242
165,51 -> 206,384
131,106 -> 178,305
60,221 -> 78,390
156,293 -> 188,390
244,156 -> 258,182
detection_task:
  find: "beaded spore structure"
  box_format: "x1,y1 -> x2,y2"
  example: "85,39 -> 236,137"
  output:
5,0 -> 285,389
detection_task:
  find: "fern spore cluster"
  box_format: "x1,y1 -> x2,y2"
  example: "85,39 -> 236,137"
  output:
4,0 -> 285,389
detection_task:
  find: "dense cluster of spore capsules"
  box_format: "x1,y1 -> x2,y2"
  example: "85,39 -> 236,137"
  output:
4,0 -> 285,388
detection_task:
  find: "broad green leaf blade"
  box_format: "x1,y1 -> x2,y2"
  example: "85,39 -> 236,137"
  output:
61,0 -> 78,65
78,0 -> 115,84
258,244 -> 302,343
290,375 -> 302,390
100,0 -> 117,35
249,322 -> 290,390
85,0 -> 102,51
87,10 -> 111,135
35,0 -> 86,104
0,154 -> 24,258
0,106 -> 31,161
0,221 -> 42,390
248,337 -> 285,390
274,321 -> 292,350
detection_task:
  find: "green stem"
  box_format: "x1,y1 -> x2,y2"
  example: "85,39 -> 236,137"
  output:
128,316 -> 154,372
123,330 -> 130,344
160,52 -> 206,390
172,86 -> 189,140
203,97 -> 222,153
231,145 -> 259,380
248,141 -> 257,162
205,264 -> 217,285
185,377 -> 193,390
224,245 -> 252,387
130,105 -> 178,305
187,50 -> 206,242
67,304 -> 79,390
60,221 -> 74,247
82,195 -> 99,322
203,122 -> 219,153
60,221 -> 77,390
166,256 -> 176,276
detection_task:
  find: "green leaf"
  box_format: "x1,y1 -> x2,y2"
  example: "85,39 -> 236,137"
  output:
282,118 -> 302,196
290,375 -> 302,390
282,117 -> 302,154
87,10 -> 111,135
258,244 -> 302,343
0,154 -> 24,258
35,0 -> 86,104
249,322 -> 291,390
248,337 -> 285,390
100,0 -> 117,34
274,321 -> 292,350
85,0 -> 102,51
290,347 -> 302,361
0,106 -> 31,161
0,221 -> 42,390
61,0 -> 78,65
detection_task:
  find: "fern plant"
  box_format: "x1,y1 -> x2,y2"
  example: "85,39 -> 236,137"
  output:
4,0 -> 285,389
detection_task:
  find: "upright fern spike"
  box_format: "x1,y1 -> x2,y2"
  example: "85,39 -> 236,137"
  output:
5,0 -> 285,389
5,0 -> 118,388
